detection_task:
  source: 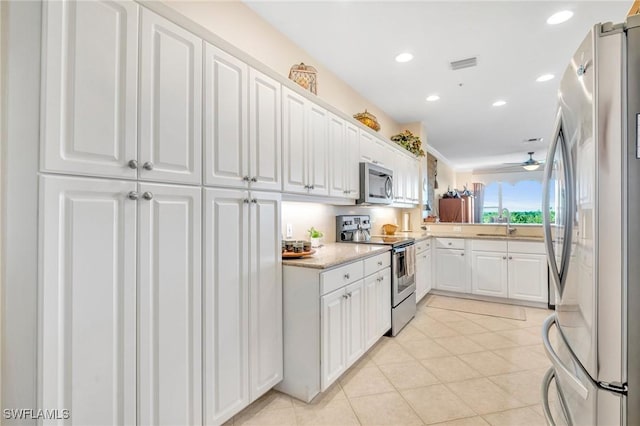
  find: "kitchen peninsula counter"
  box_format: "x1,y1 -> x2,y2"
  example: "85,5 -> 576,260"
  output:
282,242 -> 391,269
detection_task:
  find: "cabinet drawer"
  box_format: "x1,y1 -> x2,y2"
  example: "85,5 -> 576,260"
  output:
321,261 -> 364,295
508,241 -> 545,254
364,252 -> 391,276
471,239 -> 507,252
435,238 -> 465,250
415,239 -> 432,253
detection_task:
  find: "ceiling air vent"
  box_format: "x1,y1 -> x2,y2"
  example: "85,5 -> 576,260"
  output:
450,57 -> 477,70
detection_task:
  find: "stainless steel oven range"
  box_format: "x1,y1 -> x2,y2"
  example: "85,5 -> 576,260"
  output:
336,215 -> 416,336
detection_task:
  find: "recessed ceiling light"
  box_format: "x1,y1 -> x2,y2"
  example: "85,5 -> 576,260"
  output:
395,53 -> 414,63
426,95 -> 440,102
536,74 -> 555,82
547,10 -> 573,25
492,100 -> 507,107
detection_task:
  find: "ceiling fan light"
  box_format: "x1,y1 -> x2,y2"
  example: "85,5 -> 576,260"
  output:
523,163 -> 541,171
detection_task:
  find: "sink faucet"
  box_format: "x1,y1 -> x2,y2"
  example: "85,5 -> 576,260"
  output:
502,208 -> 516,235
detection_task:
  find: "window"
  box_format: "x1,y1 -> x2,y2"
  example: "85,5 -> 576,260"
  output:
481,179 -> 548,224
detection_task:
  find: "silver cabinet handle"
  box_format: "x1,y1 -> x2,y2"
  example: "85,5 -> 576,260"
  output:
128,159 -> 138,169
342,294 -> 349,299
377,261 -> 383,266
143,161 -> 154,171
344,273 -> 350,279
309,185 -> 315,190
127,191 -> 139,200
243,176 -> 250,182
251,177 -> 258,182
142,192 -> 153,200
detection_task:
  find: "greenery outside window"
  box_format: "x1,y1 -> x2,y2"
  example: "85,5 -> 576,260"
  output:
481,179 -> 555,224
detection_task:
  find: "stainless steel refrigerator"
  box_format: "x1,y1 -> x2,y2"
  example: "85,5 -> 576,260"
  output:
540,15 -> 640,425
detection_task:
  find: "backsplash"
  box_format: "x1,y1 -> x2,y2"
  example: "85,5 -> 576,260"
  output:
281,202 -> 404,242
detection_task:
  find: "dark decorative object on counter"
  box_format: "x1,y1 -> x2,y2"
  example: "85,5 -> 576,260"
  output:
289,62 -> 317,94
390,130 -> 426,157
353,109 -> 381,132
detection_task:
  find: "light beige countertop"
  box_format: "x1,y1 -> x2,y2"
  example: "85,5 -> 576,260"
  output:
282,242 -> 391,270
384,231 -> 543,242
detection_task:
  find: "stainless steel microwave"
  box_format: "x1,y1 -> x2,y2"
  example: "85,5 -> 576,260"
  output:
357,162 -> 394,205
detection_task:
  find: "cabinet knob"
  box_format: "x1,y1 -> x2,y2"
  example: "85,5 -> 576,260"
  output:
251,177 -> 258,182
143,161 -> 154,171
347,292 -> 352,298
509,256 -> 513,260
243,199 -> 250,204
309,185 -> 315,190
448,242 -> 452,246
377,261 -> 383,266
128,159 -> 138,169
461,253 -> 465,256
423,255 -> 427,259
343,294 -> 349,299
251,199 -> 257,203
344,273 -> 350,279
142,191 -> 153,200
380,276 -> 384,281
503,256 -> 507,260
243,176 -> 250,182
127,191 -> 139,200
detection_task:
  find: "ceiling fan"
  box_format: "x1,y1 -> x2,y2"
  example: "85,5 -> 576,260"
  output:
504,151 -> 545,171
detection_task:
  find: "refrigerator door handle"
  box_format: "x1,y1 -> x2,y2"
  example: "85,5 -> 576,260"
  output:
542,367 -> 573,426
542,315 -> 589,400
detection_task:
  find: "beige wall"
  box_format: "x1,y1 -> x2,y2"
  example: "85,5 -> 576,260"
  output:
163,0 -> 401,139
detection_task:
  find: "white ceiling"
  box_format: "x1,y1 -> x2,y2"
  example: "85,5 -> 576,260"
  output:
245,1 -> 630,170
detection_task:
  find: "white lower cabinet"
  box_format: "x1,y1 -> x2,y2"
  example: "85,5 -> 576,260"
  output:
508,252 -> 548,302
435,248 -> 469,293
278,252 -> 391,403
40,175 -> 202,426
204,188 -> 282,425
415,240 -> 433,302
471,251 -> 508,298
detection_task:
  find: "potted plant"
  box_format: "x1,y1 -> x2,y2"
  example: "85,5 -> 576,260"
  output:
307,227 -> 324,248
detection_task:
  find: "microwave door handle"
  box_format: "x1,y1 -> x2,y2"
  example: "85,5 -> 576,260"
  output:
385,176 -> 393,199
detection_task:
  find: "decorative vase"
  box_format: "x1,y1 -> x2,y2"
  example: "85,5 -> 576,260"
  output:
310,237 -> 321,248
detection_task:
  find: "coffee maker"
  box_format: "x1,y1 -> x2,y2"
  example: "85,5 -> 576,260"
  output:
336,215 -> 371,242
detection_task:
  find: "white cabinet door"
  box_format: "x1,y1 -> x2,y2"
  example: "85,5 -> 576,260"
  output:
345,280 -> 365,366
41,0 -> 138,179
321,288 -> 346,391
394,151 -> 406,202
508,253 -> 549,303
359,131 -> 375,164
435,249 -> 469,293
363,274 -> 379,349
140,8 -> 202,185
407,159 -> 420,203
249,69 -> 282,191
377,268 -> 392,335
345,123 -> 360,198
424,249 -> 433,296
40,175 -> 136,425
307,103 -> 329,196
249,191 -> 283,400
138,183 -> 202,426
282,87 -> 307,193
416,249 -> 431,302
204,43 -> 248,188
204,188 -> 250,424
329,113 -> 347,198
471,251 -> 508,298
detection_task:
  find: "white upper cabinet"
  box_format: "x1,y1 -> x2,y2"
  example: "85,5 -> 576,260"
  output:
40,175 -> 137,425
204,42 -> 249,188
282,87 -> 329,196
282,88 -> 307,193
140,8 -> 202,185
345,123 -> 360,198
249,69 -> 282,191
329,114 -> 360,199
137,183 -> 202,426
41,0 -> 139,179
306,103 -> 330,196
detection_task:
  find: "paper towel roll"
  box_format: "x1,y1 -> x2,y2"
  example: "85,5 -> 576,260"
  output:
402,212 -> 410,231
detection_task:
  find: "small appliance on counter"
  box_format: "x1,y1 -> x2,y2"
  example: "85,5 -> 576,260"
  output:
336,215 -> 416,336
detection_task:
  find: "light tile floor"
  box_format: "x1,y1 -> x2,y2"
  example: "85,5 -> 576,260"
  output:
226,295 -> 563,426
